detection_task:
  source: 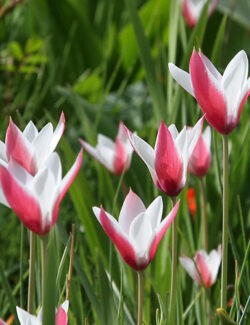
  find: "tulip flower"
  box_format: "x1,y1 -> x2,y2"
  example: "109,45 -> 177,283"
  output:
16,300 -> 69,325
124,117 -> 203,197
0,150 -> 82,235
80,121 -> 133,175
169,50 -> 250,134
0,112 -> 65,175
188,126 -> 211,177
179,245 -> 222,288
181,0 -> 219,28
93,189 -> 180,271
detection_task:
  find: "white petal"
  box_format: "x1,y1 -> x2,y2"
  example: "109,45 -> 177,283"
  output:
0,141 -> 7,162
168,124 -> 179,140
16,306 -> 41,325
49,112 -> 65,153
202,126 -> 211,149
129,213 -> 153,261
222,50 -> 248,118
200,52 -> 222,81
97,134 -> 115,150
179,256 -> 200,284
118,189 -> 146,234
60,300 -> 69,313
33,123 -> 53,168
206,247 -> 221,284
23,121 -> 38,142
168,63 -> 194,97
96,144 -> 115,171
144,196 -> 163,229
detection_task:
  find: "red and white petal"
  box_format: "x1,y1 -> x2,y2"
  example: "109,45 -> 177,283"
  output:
79,139 -> 102,163
190,51 -> 228,134
179,255 -> 201,285
149,201 -> 179,261
6,118 -> 36,175
52,150 -> 83,225
194,251 -> 212,288
50,112 -> 66,153
168,63 -> 195,96
113,139 -> 128,175
118,189 -> 146,234
94,207 -> 138,270
0,166 -> 44,235
155,122 -> 183,196
98,134 -> 115,150
206,245 -> 222,285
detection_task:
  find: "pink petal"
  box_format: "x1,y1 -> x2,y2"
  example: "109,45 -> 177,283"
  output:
113,138 -> 127,175
149,201 -> 180,261
0,166 -> 45,235
181,0 -> 198,28
194,251 -> 212,288
190,50 -> 228,134
98,207 -> 138,270
52,150 -> 83,225
6,118 -> 36,175
56,307 -> 68,325
155,122 -> 183,196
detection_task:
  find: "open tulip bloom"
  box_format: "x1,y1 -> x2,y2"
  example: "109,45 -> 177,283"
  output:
93,189 -> 180,271
0,150 -> 82,235
80,121 -> 133,175
169,50 -> 250,134
16,300 -> 69,325
188,126 -> 211,177
179,245 -> 222,288
124,117 -> 203,197
0,112 -> 65,176
181,0 -> 219,28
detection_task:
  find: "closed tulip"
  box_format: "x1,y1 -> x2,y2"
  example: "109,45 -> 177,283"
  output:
125,117 -> 203,197
188,126 -> 211,177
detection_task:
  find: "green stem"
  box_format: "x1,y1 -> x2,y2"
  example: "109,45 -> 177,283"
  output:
199,178 -> 208,251
221,135 -> 229,309
169,196 -> 177,324
41,235 -> 48,304
137,271 -> 144,325
20,224 -> 24,307
27,231 -> 36,313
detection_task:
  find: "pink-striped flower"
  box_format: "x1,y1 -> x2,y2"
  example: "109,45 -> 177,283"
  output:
93,189 -> 179,271
125,117 -> 203,197
181,0 -> 219,28
188,126 -> 211,177
80,122 -> 133,175
16,300 -> 68,325
0,150 -> 82,235
169,50 -> 250,135
179,245 -> 222,288
0,112 -> 65,175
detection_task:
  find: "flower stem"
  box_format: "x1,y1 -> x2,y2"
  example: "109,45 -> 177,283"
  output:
137,271 -> 144,325
41,235 -> 48,304
199,178 -> 208,251
27,231 -> 36,313
221,135 -> 229,309
169,196 -> 177,324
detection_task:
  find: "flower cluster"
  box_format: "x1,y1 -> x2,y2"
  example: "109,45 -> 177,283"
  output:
0,113 -> 82,235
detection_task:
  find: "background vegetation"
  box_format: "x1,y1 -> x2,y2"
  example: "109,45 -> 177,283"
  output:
0,0 -> 250,324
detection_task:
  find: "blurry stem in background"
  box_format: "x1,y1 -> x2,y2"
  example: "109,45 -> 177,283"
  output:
168,196 -> 177,324
66,224 -> 75,300
221,135 -> 229,309
20,224 -> 24,307
199,178 -> 208,251
109,168 -> 126,287
41,235 -> 48,305
137,271 -> 144,325
27,231 -> 36,314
